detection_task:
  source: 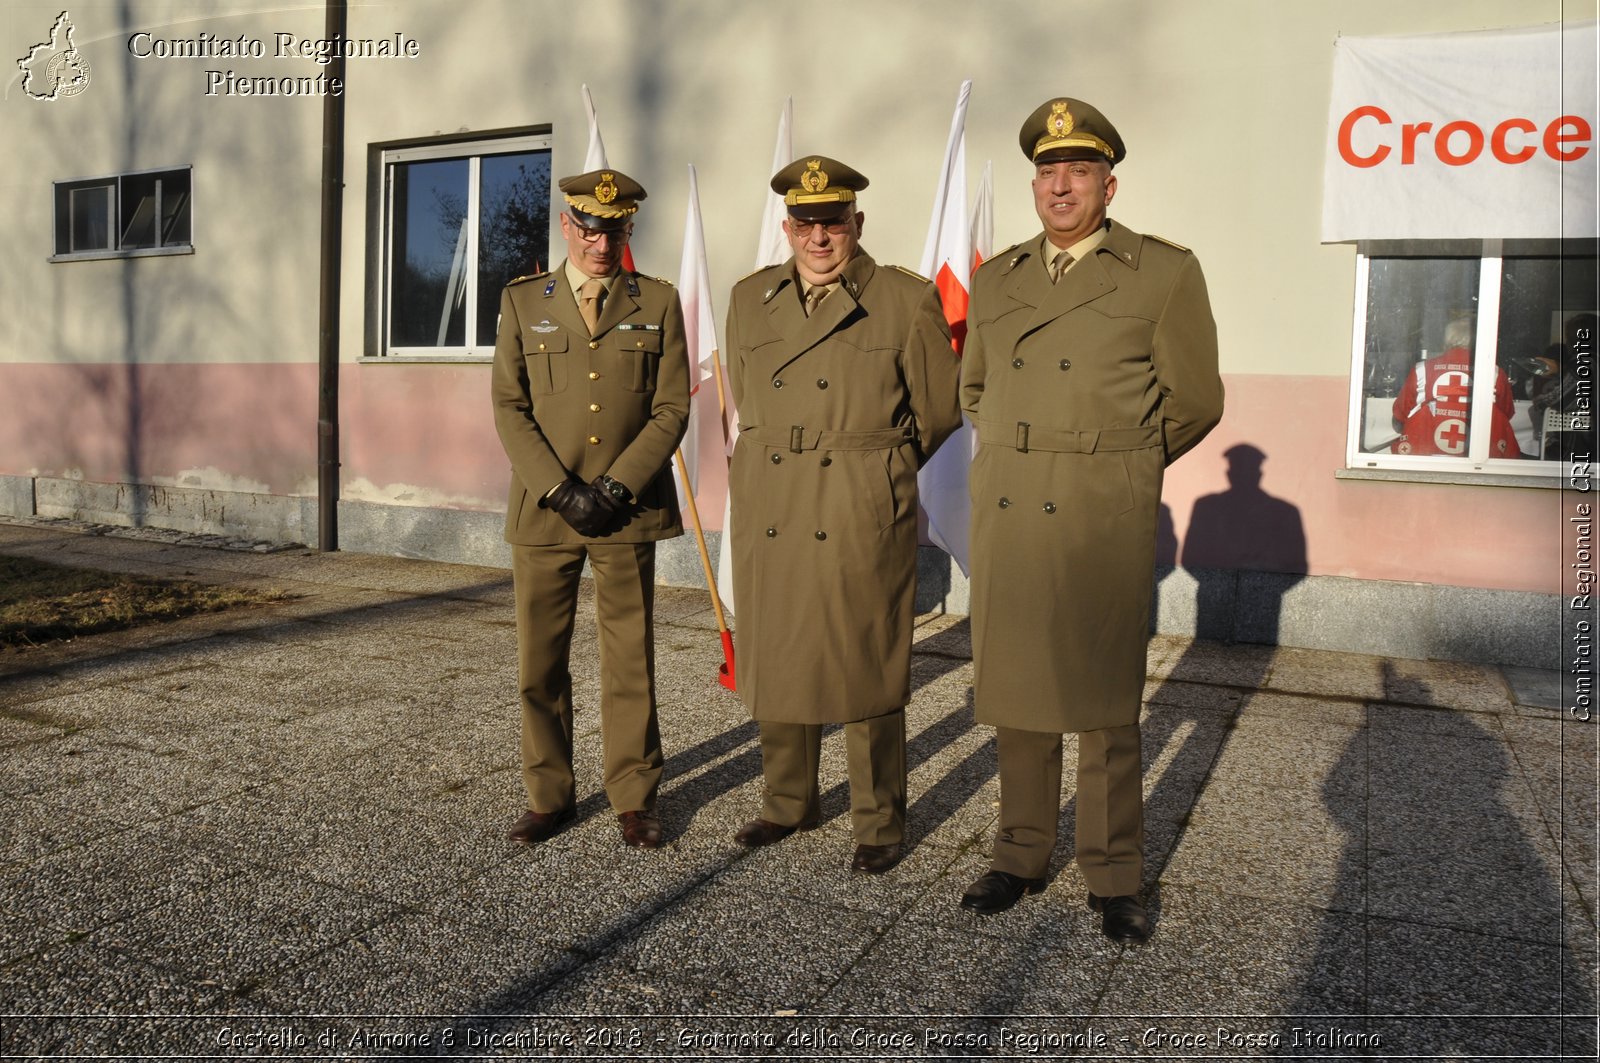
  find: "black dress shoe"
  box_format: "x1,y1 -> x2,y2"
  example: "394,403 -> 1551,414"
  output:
506,807 -> 573,846
618,810 -> 663,849
1088,892 -> 1151,944
850,843 -> 902,874
959,870 -> 1046,914
733,817 -> 817,847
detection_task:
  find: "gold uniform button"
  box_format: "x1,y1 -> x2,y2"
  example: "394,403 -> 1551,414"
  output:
589,371 -> 601,380
636,340 -> 645,348
588,341 -> 600,350
590,403 -> 602,412
588,436 -> 601,445
538,343 -> 547,351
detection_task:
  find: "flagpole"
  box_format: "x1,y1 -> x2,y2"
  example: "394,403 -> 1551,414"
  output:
674,448 -> 736,690
709,346 -> 730,447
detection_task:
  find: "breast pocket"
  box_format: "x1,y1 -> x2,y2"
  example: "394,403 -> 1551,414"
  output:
521,330 -> 569,395
614,329 -> 662,393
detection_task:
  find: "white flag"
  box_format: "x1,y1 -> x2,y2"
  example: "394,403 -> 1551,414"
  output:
917,80 -> 975,576
674,165 -> 720,506
581,83 -> 608,169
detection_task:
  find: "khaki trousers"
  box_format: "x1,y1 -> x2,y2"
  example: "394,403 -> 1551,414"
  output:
511,541 -> 662,815
991,723 -> 1143,897
756,711 -> 906,846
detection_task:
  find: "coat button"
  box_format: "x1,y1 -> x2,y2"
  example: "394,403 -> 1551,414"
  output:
766,527 -> 776,538
815,531 -> 826,540
1059,359 -> 1071,370
819,457 -> 832,467
998,497 -> 1011,508
1011,357 -> 1024,369
1043,502 -> 1057,513
817,379 -> 828,389
538,343 -> 547,351
590,403 -> 602,412
588,435 -> 601,445
589,341 -> 599,350
770,453 -> 782,464
636,340 -> 645,348
589,371 -> 601,380
773,379 -> 784,389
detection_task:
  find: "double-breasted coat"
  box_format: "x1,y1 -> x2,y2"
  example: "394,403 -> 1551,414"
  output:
962,222 -> 1224,734
492,269 -> 689,544
727,251 -> 962,724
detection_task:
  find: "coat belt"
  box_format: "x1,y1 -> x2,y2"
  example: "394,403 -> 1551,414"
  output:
976,419 -> 1161,454
740,425 -> 915,452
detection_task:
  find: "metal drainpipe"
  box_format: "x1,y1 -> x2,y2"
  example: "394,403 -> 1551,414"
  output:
316,0 -> 348,551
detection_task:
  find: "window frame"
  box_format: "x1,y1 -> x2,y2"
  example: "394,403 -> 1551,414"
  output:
50,165 -> 194,261
1345,237 -> 1592,481
377,131 -> 553,362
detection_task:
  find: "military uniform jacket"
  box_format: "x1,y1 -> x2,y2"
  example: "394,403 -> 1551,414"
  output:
728,251 -> 961,724
492,268 -> 689,545
962,222 -> 1223,733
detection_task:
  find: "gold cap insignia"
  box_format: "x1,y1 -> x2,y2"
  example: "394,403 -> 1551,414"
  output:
1048,101 -> 1074,139
595,173 -> 618,205
800,159 -> 829,194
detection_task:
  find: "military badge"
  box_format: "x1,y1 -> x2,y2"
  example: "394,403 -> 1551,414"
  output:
595,173 -> 618,205
1048,100 -> 1074,139
801,159 -> 829,194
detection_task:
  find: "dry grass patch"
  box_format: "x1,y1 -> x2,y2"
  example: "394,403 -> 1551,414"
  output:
0,554 -> 289,648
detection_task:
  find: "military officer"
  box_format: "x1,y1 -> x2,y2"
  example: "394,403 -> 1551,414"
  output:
491,168 -> 689,851
959,99 -> 1224,941
726,156 -> 962,873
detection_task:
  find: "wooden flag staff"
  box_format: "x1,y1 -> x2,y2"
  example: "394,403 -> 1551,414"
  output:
673,447 -> 736,692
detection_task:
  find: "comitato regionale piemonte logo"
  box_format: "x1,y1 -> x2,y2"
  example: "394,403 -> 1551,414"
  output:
17,11 -> 91,101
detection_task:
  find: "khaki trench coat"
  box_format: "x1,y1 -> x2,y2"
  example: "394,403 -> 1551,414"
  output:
492,269 -> 689,545
728,251 -> 961,724
962,223 -> 1223,733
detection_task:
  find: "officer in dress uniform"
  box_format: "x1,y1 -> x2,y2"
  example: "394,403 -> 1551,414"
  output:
725,156 -> 962,873
491,169 -> 689,850
959,99 -> 1224,941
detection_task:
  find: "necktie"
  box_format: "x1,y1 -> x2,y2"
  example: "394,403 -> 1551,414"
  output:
1051,250 -> 1075,283
804,285 -> 828,316
579,278 -> 605,335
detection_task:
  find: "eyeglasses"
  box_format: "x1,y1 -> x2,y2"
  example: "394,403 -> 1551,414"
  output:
788,216 -> 855,239
572,222 -> 631,244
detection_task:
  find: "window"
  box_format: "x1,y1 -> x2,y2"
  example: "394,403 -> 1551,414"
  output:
52,167 -> 192,258
1348,239 -> 1598,476
380,133 -> 552,359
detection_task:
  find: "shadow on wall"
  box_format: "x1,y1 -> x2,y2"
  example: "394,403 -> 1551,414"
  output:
1154,442 -> 1308,645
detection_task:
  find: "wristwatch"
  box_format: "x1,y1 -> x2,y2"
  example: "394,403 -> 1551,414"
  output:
598,475 -> 631,503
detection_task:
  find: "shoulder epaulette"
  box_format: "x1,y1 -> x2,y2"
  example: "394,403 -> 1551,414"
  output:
737,262 -> 783,284
888,265 -> 931,284
634,272 -> 675,288
506,271 -> 550,287
1145,234 -> 1191,253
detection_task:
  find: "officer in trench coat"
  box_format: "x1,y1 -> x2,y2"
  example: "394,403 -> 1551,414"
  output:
491,169 -> 689,851
959,99 -> 1224,941
726,156 -> 962,873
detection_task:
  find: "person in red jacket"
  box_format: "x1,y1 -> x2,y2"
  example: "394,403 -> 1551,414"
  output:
1391,318 -> 1521,458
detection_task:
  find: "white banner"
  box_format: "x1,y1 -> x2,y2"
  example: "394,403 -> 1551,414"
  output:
1322,20 -> 1597,241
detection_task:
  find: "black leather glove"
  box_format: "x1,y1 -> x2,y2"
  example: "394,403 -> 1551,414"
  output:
588,475 -> 629,524
543,479 -> 611,537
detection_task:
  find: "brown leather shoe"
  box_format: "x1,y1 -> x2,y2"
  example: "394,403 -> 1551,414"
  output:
959,870 -> 1046,914
850,842 -> 902,874
1088,892 -> 1151,944
618,810 -> 663,849
733,817 -> 818,848
506,807 -> 573,846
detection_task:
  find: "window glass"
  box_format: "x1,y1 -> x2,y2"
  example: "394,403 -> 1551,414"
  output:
53,169 -> 191,258
389,158 -> 469,348
476,151 -> 551,347
120,172 -> 160,249
1501,253 -> 1599,462
1357,257 -> 1480,457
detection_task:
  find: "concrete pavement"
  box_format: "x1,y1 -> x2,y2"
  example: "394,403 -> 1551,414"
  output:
0,517 -> 1594,1060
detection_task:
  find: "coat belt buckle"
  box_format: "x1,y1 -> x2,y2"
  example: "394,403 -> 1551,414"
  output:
789,426 -> 805,453
1015,422 -> 1030,453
